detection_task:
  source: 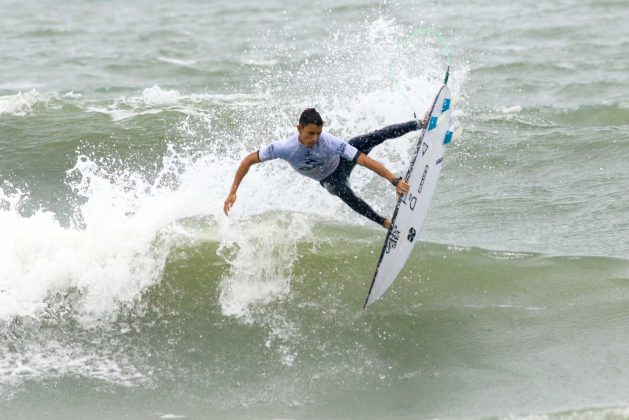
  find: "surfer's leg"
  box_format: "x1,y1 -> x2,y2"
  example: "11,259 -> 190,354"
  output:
348,120 -> 420,154
320,178 -> 385,226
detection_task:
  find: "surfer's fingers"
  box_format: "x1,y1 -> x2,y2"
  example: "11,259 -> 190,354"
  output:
223,194 -> 236,215
397,180 -> 410,194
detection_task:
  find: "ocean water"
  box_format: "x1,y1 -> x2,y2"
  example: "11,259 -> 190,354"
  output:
1,0 -> 629,418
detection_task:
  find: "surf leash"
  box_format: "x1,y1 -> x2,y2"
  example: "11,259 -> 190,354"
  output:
387,27 -> 451,120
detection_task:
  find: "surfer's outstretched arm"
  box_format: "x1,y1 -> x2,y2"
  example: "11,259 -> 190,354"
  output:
355,153 -> 409,196
224,151 -> 261,215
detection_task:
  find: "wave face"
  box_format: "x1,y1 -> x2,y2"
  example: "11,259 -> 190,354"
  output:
3,235 -> 629,418
2,0 -> 629,418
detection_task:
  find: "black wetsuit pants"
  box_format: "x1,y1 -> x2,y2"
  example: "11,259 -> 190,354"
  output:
320,120 -> 420,226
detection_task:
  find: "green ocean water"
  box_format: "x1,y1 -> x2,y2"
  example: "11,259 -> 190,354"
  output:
1,0 -> 629,418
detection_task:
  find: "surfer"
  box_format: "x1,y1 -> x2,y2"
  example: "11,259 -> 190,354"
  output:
223,108 -> 424,228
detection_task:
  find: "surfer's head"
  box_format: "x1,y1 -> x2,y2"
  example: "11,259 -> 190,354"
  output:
297,108 -> 323,148
299,108 -> 323,127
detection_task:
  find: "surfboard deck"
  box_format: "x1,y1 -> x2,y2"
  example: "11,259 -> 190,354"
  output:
364,85 -> 452,308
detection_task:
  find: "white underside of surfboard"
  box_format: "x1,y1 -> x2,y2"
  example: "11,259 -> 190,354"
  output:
364,85 -> 452,308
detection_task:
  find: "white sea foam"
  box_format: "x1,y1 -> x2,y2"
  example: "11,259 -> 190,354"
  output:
240,58 -> 278,66
0,89 -> 47,116
217,213 -> 312,320
0,144 -> 234,386
87,85 -> 271,121
502,105 -> 523,114
0,338 -> 150,389
157,56 -> 197,66
0,145 -> 224,324
139,85 -> 183,106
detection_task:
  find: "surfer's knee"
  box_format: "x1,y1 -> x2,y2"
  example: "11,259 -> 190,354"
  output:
322,178 -> 351,198
321,180 -> 338,196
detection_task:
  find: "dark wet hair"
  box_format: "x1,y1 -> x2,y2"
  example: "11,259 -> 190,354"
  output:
299,108 -> 323,127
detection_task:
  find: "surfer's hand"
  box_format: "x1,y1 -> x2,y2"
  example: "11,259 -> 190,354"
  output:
224,192 -> 237,215
396,179 -> 409,196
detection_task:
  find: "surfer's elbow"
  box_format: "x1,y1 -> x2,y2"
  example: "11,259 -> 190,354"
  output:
241,151 -> 261,168
356,152 -> 372,168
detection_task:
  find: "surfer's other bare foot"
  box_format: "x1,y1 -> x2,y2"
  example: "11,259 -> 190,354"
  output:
383,219 -> 391,229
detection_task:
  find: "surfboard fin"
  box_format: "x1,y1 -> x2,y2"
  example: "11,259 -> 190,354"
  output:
444,127 -> 463,144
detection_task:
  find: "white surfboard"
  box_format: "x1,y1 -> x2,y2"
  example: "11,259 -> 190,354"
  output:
364,85 -> 453,308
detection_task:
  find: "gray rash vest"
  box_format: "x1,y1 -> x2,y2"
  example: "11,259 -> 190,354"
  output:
257,132 -> 359,181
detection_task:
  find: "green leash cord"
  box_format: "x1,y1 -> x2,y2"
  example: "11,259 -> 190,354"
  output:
387,28 -> 452,119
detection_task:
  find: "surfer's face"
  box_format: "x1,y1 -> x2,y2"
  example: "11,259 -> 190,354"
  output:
297,123 -> 322,148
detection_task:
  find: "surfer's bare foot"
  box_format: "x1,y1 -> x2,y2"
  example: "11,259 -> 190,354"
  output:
383,219 -> 391,229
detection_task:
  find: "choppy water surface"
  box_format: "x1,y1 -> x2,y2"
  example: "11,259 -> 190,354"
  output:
1,0 -> 628,418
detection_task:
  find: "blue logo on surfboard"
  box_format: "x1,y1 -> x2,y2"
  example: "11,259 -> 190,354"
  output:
428,116 -> 438,131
